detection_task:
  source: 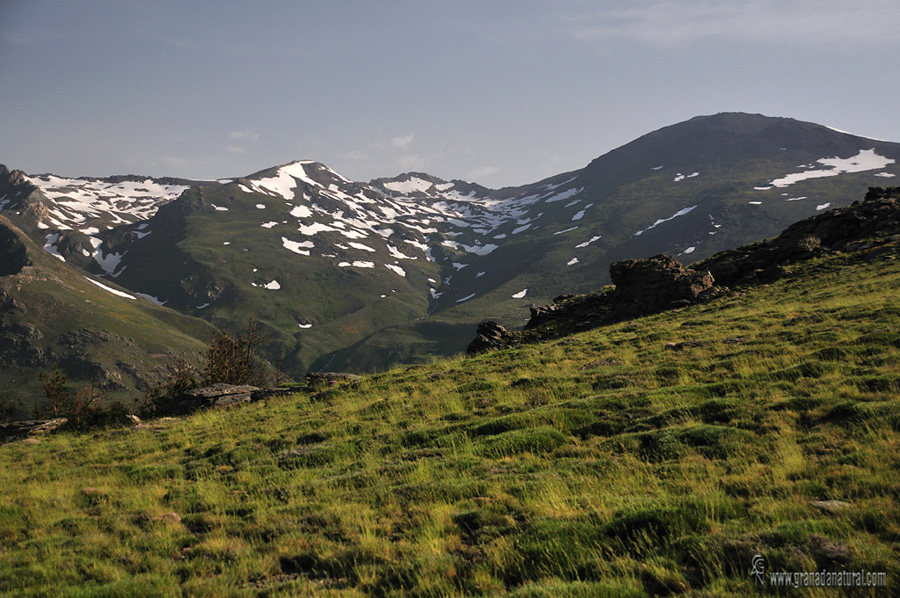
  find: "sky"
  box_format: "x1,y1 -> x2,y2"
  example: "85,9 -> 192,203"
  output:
2,0 -> 900,188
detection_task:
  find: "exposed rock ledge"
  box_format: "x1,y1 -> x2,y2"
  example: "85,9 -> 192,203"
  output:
467,186 -> 900,354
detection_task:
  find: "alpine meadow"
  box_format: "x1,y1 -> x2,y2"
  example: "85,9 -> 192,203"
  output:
2,113 -> 899,596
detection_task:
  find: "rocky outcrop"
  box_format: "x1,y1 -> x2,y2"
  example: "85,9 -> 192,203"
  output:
466,321 -> 515,355
156,383 -> 259,416
699,187 -> 900,287
522,254 -> 721,336
0,220 -> 31,276
0,418 -> 67,441
607,254 -> 717,319
305,372 -> 361,390
467,187 -> 900,354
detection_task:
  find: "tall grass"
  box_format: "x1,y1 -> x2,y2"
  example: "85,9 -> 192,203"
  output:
1,250 -> 899,596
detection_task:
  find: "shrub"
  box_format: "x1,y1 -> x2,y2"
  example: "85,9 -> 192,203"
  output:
141,318 -> 273,415
203,318 -> 268,386
34,364 -> 127,430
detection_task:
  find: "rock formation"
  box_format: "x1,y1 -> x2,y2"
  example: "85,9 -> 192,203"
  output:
466,321 -> 515,355
468,187 -> 900,354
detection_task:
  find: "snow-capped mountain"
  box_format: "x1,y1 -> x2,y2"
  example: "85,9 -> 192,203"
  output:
2,112 -> 899,380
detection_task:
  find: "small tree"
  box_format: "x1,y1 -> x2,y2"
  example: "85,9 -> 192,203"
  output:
203,318 -> 268,386
139,353 -> 201,416
37,364 -> 69,418
35,365 -> 122,429
141,318 -> 280,416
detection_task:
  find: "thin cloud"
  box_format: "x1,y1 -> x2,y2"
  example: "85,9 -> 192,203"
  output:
390,133 -> 416,150
229,130 -> 260,142
398,154 -> 426,171
343,149 -> 370,161
569,0 -> 900,46
468,166 -> 500,181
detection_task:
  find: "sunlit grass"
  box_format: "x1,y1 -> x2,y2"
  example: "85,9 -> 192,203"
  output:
1,250 -> 899,596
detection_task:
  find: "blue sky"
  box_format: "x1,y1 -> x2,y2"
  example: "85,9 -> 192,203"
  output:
2,1 -> 899,187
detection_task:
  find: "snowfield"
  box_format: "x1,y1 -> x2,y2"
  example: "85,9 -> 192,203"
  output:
766,149 -> 895,188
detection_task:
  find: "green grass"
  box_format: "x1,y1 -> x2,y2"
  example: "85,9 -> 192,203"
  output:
1,249 -> 899,596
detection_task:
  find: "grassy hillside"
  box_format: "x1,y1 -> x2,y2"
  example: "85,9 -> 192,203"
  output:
0,216 -> 217,418
1,245 -> 898,596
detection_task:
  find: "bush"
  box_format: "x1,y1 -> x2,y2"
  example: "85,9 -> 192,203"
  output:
203,318 -> 268,386
141,318 -> 273,415
34,364 -> 127,430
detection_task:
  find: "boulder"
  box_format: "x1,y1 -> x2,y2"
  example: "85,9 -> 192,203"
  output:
305,372 -> 361,390
157,383 -> 259,416
466,321 -> 514,354
608,254 -> 716,319
0,417 -> 68,441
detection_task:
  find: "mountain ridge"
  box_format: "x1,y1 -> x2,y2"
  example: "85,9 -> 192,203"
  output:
2,112 -> 899,403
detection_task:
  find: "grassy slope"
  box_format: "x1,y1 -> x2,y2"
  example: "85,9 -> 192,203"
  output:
0,217 -> 217,417
319,171 -> 898,374
1,247 -> 898,596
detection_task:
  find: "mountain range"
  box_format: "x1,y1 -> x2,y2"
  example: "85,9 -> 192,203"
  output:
1,112 -> 898,414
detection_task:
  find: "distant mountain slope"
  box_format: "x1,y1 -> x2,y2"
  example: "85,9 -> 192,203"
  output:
0,214 -> 215,418
2,112 -> 898,378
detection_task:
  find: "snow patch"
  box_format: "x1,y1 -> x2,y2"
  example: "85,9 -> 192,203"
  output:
298,222 -> 338,235
575,235 -> 602,249
382,177 -> 434,194
264,280 -> 281,290
384,264 -> 406,277
388,245 -> 417,260
511,289 -> 527,299
256,204 -> 266,209
634,205 -> 697,236
567,257 -> 579,266
554,226 -> 579,235
261,221 -> 278,228
348,241 -> 376,252
338,261 -> 375,268
817,203 -> 832,211
290,205 -> 312,218
874,172 -> 896,178
544,187 -> 582,203
135,292 -> 166,306
674,172 -> 698,182
42,234 -> 66,262
465,243 -> 498,255
282,237 -> 314,255
456,293 -> 476,303
768,149 -> 895,187
84,277 -> 136,300
95,250 -> 125,276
